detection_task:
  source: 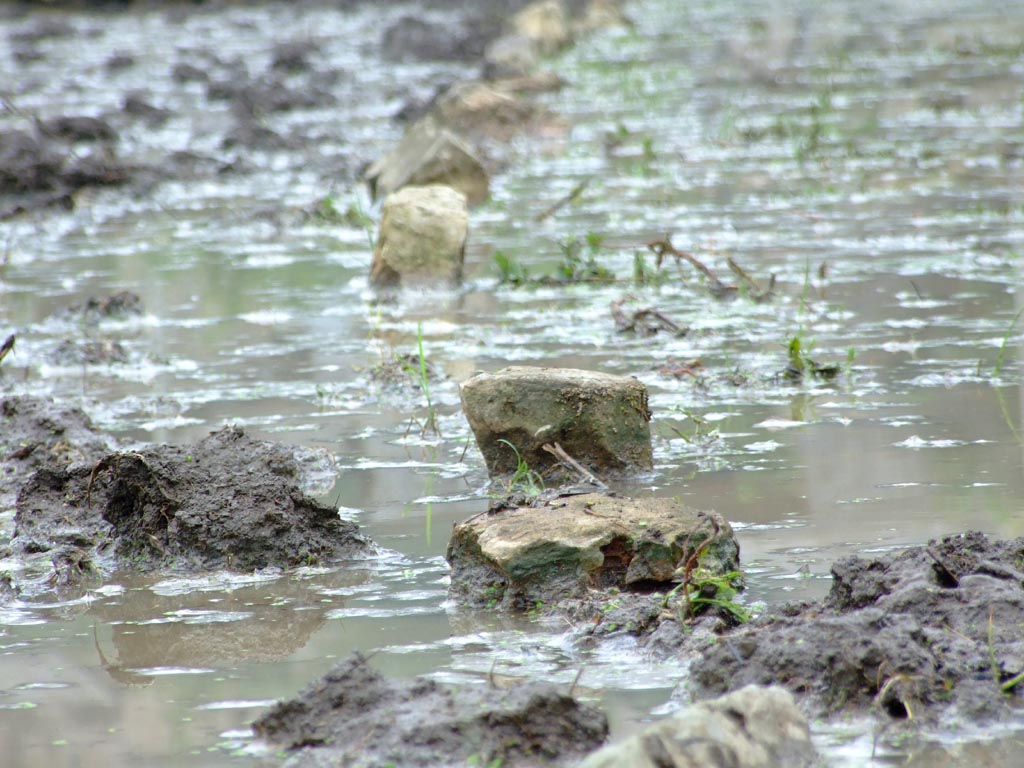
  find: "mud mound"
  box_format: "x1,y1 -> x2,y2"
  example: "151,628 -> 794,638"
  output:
690,532 -> 1024,723
0,396 -> 120,504
13,426 -> 372,571
254,653 -> 608,768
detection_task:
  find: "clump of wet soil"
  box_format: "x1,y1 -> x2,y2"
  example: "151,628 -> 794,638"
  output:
688,531 -> 1024,724
253,652 -> 609,768
0,395 -> 121,501
12,425 -> 373,572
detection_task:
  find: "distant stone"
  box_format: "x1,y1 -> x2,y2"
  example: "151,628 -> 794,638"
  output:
380,16 -> 482,63
460,366 -> 653,479
370,184 -> 468,288
484,33 -> 540,79
431,81 -> 558,143
512,0 -> 572,56
39,115 -> 117,143
447,493 -> 739,610
573,0 -> 633,37
364,119 -> 489,206
578,685 -> 817,768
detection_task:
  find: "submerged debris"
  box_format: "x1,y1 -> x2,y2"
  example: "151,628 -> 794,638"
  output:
611,294 -> 688,336
647,236 -> 775,302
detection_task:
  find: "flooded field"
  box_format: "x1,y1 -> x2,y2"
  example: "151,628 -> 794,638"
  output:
1,0 -> 1023,765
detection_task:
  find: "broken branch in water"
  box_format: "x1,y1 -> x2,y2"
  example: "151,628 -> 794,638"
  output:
0,333 -> 14,364
642,235 -> 776,302
611,295 -> 687,336
646,235 -> 735,298
541,442 -> 607,488
727,257 -> 775,302
533,177 -> 591,222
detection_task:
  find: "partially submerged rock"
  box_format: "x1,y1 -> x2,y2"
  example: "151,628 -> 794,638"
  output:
512,0 -> 572,56
12,426 -> 372,572
689,531 -> 1024,724
364,119 -> 489,206
447,492 -> 738,610
460,366 -> 653,479
254,652 -> 608,768
580,685 -> 816,768
370,184 -> 469,289
432,80 -> 559,143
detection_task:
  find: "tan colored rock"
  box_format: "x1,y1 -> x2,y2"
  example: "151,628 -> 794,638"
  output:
446,493 -> 739,610
579,685 -> 817,768
512,0 -> 572,56
574,0 -> 633,36
363,119 -> 489,207
370,185 -> 468,289
431,81 -> 554,142
460,366 -> 653,478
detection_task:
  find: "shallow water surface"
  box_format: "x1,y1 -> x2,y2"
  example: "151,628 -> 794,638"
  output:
1,0 -> 1023,765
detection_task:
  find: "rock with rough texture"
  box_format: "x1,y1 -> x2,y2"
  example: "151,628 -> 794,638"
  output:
12,426 -> 372,572
573,0 -> 633,36
254,653 -> 608,768
364,119 -> 489,206
460,366 -> 653,479
447,492 -> 739,610
689,531 -> 1024,724
370,184 -> 468,288
579,685 -> 817,768
512,0 -> 572,56
431,80 -> 558,142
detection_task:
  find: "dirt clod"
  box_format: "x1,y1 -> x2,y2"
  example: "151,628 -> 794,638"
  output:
254,652 -> 609,768
688,531 -> 1024,723
13,425 -> 373,572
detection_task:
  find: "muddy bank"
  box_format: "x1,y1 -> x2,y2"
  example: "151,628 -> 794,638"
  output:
9,424 -> 373,578
254,651 -> 608,768
687,531 -> 1024,725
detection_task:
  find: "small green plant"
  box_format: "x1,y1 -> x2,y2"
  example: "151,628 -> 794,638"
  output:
557,233 -> 614,283
632,250 -> 668,286
992,306 -> 1024,378
498,439 -> 545,496
494,250 -> 530,286
668,409 -> 719,446
783,335 -> 841,382
399,324 -> 440,437
308,193 -> 375,249
664,568 -> 749,624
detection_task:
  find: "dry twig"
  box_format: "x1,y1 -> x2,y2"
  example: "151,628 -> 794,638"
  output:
541,442 -> 607,488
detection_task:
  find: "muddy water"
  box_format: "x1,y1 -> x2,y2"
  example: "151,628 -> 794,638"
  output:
1,0 -> 1023,765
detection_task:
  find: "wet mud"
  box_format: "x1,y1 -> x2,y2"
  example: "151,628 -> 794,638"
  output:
689,531 -> 1024,725
2,0 -> 1024,765
0,395 -> 121,501
0,0 -> 538,220
9,422 -> 373,578
254,652 -> 609,768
